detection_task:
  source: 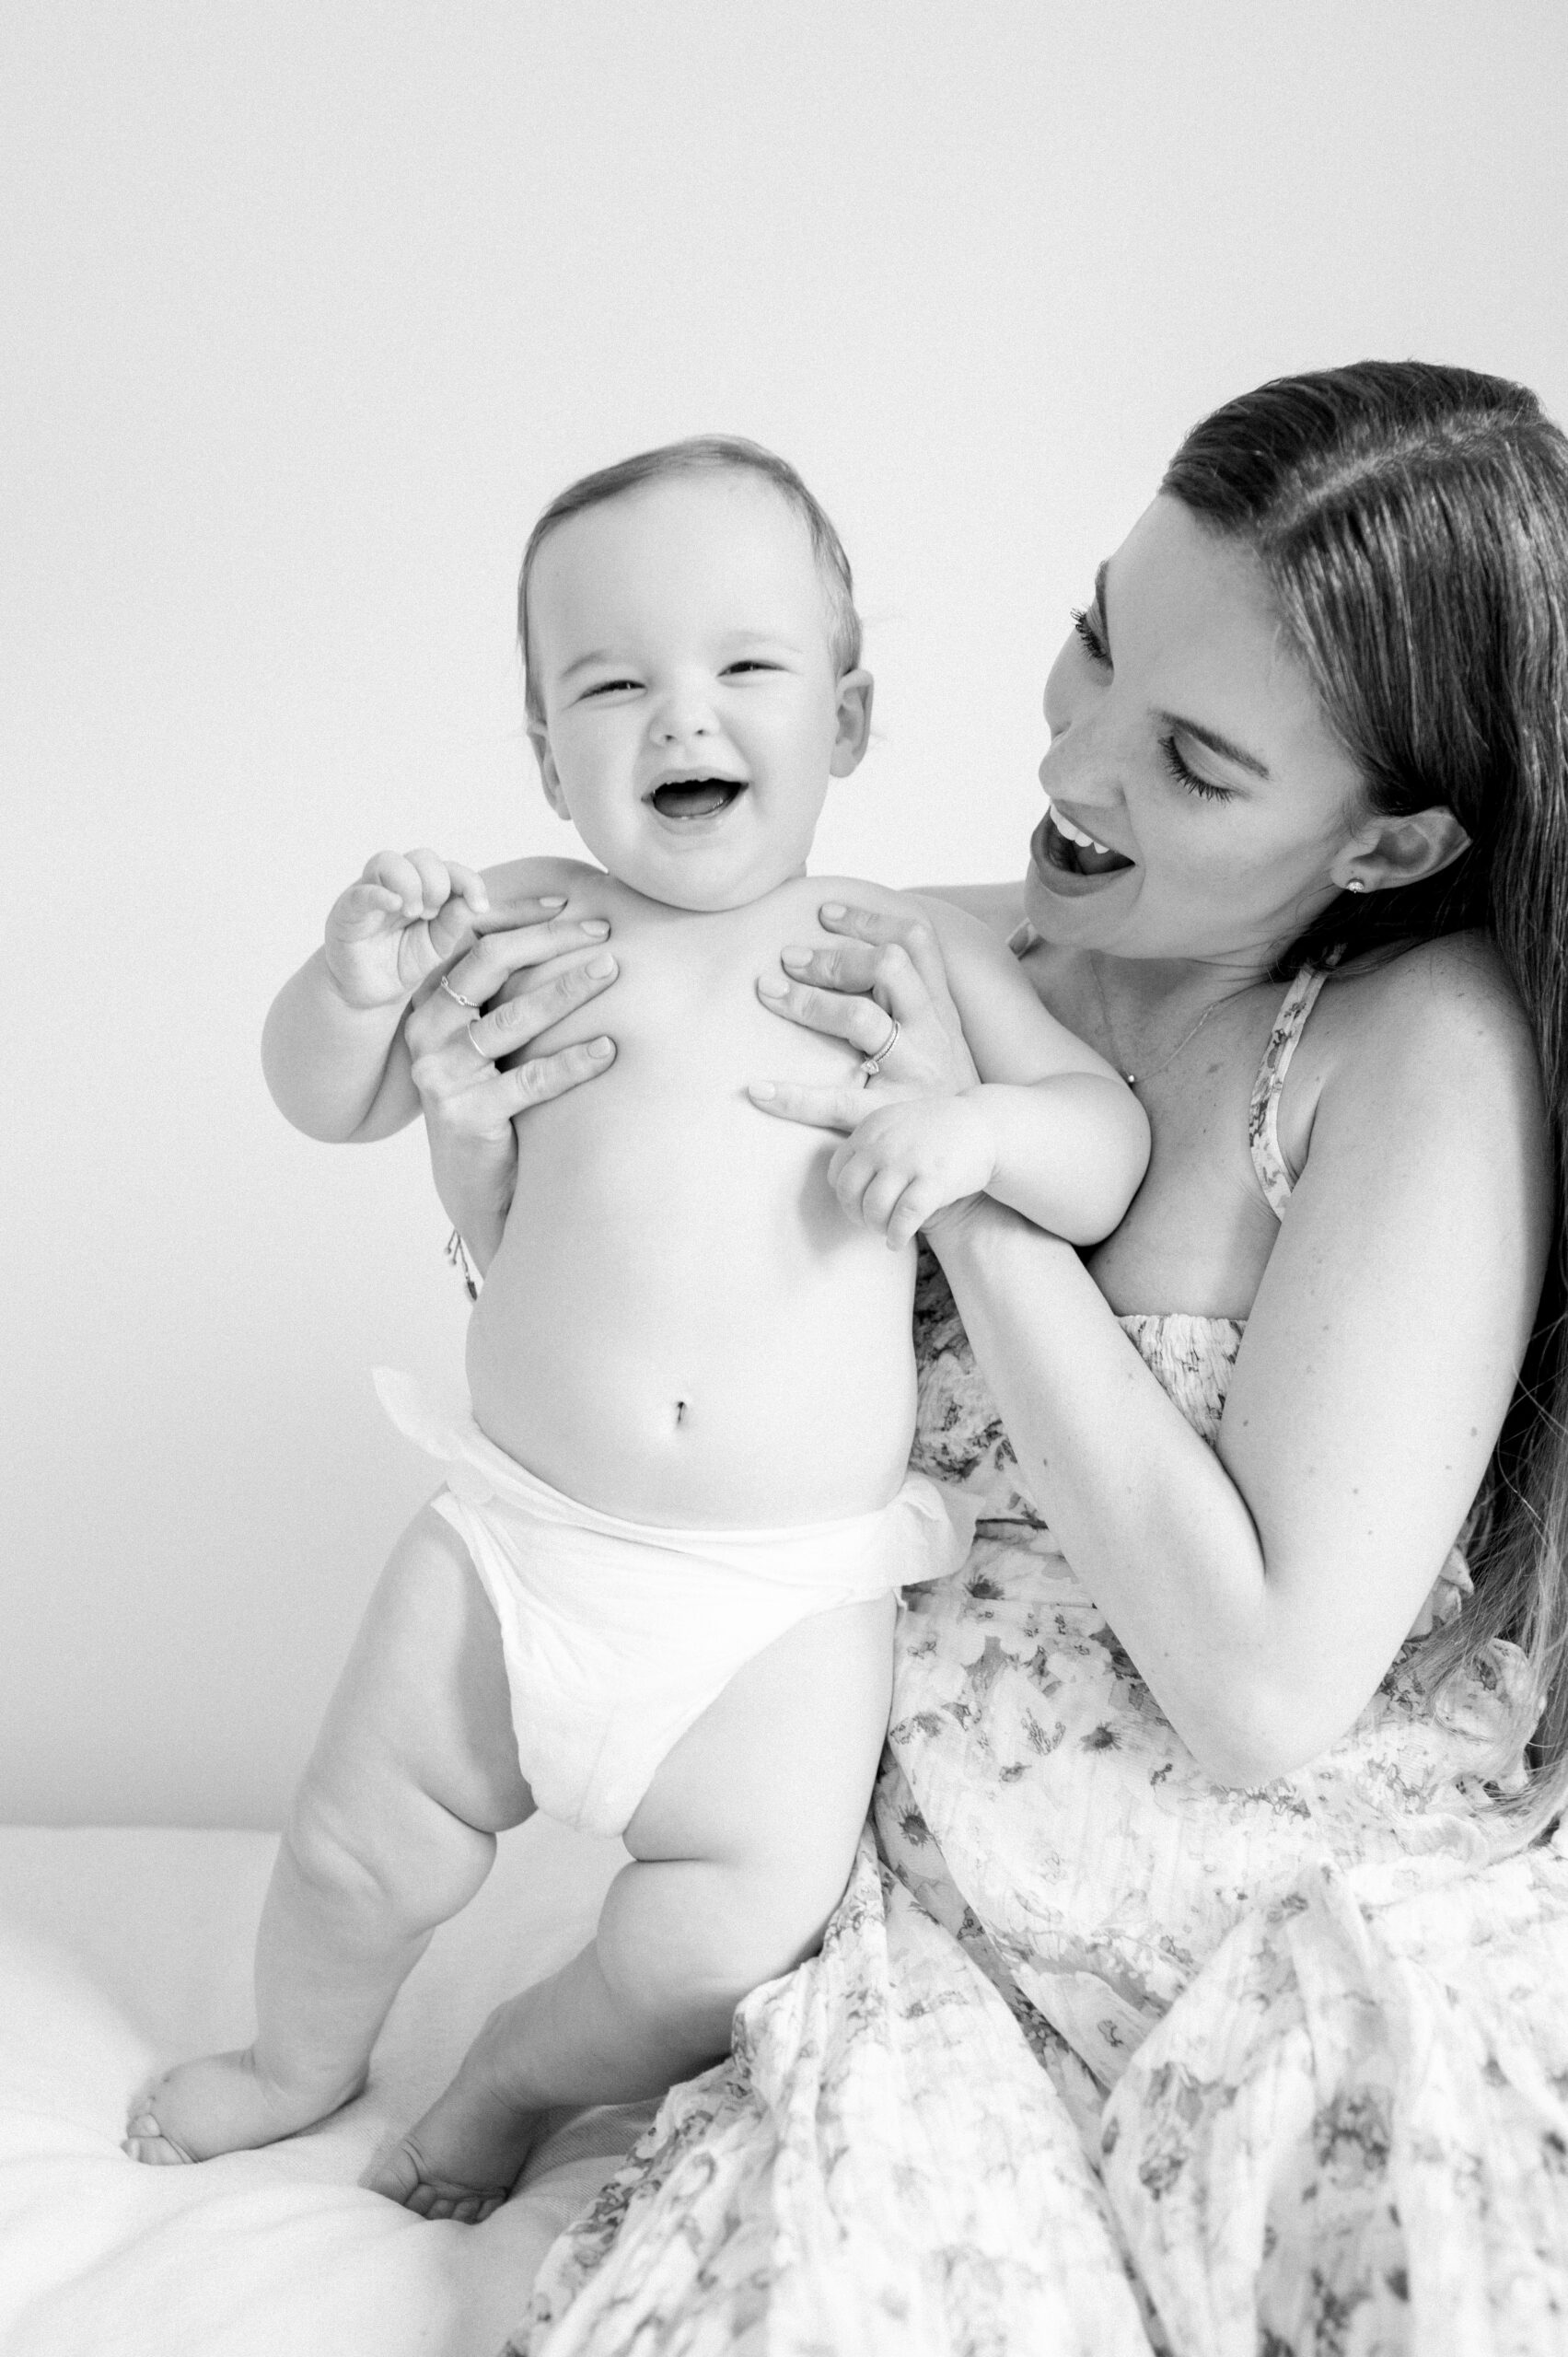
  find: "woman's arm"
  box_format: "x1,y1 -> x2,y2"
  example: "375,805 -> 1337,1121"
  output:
932,942 -> 1550,1782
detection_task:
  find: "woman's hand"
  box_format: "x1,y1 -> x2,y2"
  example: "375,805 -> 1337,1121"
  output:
406,912 -> 619,1271
749,900 -> 980,1130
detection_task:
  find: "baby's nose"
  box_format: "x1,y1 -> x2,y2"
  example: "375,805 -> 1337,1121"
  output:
652,684 -> 718,742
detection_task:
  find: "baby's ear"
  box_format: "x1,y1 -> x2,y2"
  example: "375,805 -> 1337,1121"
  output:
830,669 -> 875,778
528,722 -> 571,819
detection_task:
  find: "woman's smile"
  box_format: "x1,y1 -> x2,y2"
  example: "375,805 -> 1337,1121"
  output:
1033,794 -> 1135,884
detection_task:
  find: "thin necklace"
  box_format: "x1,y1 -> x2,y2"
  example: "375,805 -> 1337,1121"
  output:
1089,965 -> 1240,1089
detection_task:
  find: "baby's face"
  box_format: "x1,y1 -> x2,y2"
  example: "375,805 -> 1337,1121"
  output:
527,473 -> 870,911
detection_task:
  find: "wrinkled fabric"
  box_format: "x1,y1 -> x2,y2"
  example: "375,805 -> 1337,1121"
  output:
507,1256 -> 1568,2356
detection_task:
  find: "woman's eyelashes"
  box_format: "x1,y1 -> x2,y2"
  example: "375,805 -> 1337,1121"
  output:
1071,606 -> 1109,664
1159,734 -> 1235,803
1068,607 -> 1234,805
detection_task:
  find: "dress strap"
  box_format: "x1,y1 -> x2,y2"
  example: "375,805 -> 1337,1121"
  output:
1007,919 -> 1042,958
1248,959 -> 1340,1219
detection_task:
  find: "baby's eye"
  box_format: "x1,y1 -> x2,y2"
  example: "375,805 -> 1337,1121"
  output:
580,678 -> 641,698
722,659 -> 781,676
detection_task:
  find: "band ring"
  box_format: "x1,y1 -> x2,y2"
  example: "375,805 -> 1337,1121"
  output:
467,1018 -> 488,1060
440,972 -> 478,1010
859,1014 -> 900,1078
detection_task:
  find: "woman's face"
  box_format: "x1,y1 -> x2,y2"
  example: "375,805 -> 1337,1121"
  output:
1025,495 -> 1367,969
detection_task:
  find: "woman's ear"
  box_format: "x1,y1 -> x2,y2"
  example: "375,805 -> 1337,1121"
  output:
829,669 -> 876,777
528,722 -> 571,819
1331,804 -> 1471,895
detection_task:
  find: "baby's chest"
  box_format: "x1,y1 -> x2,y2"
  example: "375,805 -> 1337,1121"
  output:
500,923 -> 858,1092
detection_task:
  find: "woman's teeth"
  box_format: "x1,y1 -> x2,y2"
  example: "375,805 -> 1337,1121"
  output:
1042,795 -> 1114,856
1040,795 -> 1132,877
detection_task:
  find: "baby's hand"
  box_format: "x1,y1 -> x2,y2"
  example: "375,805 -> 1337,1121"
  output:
828,1093 -> 998,1250
324,849 -> 502,1010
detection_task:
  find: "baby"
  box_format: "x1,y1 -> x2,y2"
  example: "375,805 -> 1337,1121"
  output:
125,438 -> 1148,2218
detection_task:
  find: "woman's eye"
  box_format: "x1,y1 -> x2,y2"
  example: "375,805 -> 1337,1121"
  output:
1071,607 -> 1109,665
1159,734 -> 1235,804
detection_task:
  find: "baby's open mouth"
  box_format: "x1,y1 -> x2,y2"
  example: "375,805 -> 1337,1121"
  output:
1040,795 -> 1134,877
649,778 -> 748,819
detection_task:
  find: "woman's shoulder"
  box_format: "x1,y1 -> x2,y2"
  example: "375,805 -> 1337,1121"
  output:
1327,932 -> 1533,1070
1305,931 -> 1543,1158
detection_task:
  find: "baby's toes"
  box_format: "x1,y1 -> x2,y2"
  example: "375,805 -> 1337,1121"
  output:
122,2111 -> 196,2165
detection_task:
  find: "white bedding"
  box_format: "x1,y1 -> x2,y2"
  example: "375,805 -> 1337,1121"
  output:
0,1819 -> 645,2357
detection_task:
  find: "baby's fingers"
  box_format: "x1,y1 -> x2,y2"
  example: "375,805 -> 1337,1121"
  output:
884,1178 -> 941,1252
332,878 -> 409,935
442,860 -> 490,915
360,848 -> 431,912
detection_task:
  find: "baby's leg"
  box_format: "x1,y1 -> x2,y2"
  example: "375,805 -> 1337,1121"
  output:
124,1504 -> 529,2185
366,1593 -> 894,2213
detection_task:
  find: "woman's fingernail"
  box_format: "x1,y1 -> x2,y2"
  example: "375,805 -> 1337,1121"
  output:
540,896 -> 567,909
586,951 -> 616,977
757,975 -> 786,997
588,1036 -> 614,1059
781,947 -> 810,970
819,901 -> 845,920
749,1082 -> 777,1100
581,919 -> 610,936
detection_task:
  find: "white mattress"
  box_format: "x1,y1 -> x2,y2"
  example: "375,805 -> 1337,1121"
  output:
0,1818 -> 646,2356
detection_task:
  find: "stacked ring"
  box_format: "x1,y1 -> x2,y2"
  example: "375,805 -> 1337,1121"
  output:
439,972 -> 478,1010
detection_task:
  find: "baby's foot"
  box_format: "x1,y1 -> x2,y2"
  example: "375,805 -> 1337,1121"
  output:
362,1999 -> 556,2223
122,2047 -> 366,2165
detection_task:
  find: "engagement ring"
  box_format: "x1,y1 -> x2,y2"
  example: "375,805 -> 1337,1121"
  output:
859,1015 -> 900,1077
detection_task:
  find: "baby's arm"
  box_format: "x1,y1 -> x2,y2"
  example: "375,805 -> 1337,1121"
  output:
263,849 -> 498,1143
822,900 -> 1148,1250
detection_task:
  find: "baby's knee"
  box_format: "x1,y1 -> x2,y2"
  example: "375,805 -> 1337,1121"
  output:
602,1852 -> 848,2031
284,1758 -> 495,1933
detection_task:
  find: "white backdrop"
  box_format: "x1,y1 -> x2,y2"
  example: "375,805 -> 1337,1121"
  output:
6,0 -> 1568,1826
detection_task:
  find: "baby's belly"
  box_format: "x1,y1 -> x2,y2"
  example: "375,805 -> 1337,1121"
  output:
466,1088 -> 918,1527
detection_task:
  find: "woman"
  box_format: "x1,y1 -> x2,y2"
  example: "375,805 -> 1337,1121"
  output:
417,364 -> 1568,2354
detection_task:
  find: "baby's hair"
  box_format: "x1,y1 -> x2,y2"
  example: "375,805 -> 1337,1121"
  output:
517,435 -> 863,720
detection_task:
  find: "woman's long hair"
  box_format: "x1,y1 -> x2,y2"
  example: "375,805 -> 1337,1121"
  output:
1164,362 -> 1568,1832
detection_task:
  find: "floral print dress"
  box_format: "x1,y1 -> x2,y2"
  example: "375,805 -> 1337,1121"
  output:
510,966 -> 1568,2357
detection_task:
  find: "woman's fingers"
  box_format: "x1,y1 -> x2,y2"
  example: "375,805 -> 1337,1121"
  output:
487,948 -> 619,1053
816,900 -> 957,1007
747,1078 -> 883,1134
495,1036 -> 616,1110
443,915 -> 610,1005
755,971 -> 908,1057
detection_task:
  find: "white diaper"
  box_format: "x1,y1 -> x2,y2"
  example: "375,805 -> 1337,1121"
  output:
374,1370 -> 977,1839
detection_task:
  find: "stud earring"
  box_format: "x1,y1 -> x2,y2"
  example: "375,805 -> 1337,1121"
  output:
1345,878 -> 1367,893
